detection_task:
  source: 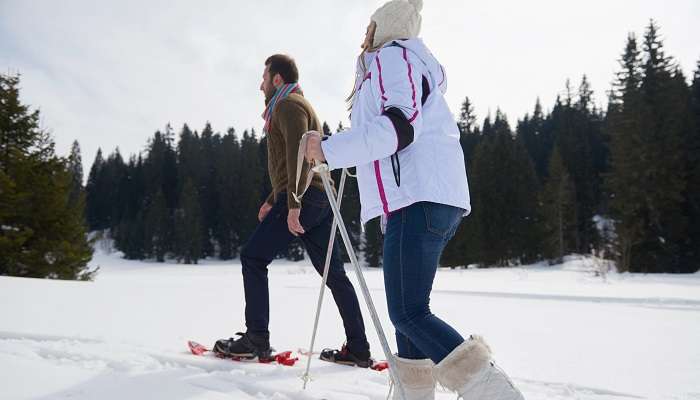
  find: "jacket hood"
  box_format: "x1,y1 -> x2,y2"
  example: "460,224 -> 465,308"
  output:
387,38 -> 448,94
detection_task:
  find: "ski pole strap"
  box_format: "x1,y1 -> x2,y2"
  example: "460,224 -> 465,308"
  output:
293,131 -> 320,204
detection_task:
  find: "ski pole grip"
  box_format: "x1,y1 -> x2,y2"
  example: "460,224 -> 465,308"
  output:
312,161 -> 329,174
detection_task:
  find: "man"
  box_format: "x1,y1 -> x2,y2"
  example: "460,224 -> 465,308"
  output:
214,54 -> 372,367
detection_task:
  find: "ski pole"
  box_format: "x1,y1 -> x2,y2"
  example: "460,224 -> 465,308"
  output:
313,162 -> 407,400
301,167 -> 348,389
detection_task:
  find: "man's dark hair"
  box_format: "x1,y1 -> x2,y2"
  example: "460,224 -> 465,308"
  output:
265,54 -> 299,84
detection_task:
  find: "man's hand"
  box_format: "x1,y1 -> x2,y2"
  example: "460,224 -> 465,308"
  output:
305,132 -> 326,164
258,202 -> 272,222
287,208 -> 305,236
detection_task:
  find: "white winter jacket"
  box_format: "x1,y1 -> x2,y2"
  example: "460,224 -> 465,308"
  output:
321,38 -> 471,224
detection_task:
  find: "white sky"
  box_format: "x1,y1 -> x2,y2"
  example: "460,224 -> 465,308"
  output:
2,0 -> 699,175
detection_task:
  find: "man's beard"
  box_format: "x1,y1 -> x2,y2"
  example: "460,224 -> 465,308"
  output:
263,84 -> 276,104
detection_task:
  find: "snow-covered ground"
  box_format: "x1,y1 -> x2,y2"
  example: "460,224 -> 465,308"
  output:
1,246 -> 699,400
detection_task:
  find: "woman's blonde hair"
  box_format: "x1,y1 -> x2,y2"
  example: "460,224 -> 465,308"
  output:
345,22 -> 385,110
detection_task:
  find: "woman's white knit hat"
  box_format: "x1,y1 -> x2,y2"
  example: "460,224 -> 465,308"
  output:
370,0 -> 423,47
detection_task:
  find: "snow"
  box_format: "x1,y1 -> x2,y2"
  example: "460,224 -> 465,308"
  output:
1,249 -> 699,400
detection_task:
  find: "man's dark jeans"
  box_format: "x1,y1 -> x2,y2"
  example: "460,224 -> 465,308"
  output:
241,187 -> 369,354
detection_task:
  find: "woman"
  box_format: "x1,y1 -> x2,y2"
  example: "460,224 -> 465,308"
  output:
305,1 -> 524,399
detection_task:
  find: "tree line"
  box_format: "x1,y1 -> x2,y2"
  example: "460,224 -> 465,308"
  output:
84,119 -> 371,265
441,21 -> 699,273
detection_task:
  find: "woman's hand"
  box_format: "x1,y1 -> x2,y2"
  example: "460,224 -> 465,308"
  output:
305,132 -> 326,164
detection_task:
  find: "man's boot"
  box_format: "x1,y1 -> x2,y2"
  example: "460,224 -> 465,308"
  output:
213,331 -> 271,359
320,343 -> 373,368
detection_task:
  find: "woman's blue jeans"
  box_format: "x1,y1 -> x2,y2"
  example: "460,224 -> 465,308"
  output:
383,201 -> 465,363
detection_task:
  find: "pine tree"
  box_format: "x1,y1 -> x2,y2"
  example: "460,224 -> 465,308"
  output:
631,21 -> 687,272
512,127 -> 544,263
141,127 -> 179,260
576,76 -> 606,252
174,178 -> 203,264
540,146 -> 577,263
0,168 -> 33,276
215,128 -> 241,259
470,112 -> 540,266
0,74 -> 53,167
237,130 -> 265,243
517,99 -> 551,181
684,61 -> 700,271
606,33 -> 646,272
67,140 -> 83,209
162,125 -> 179,211
362,218 -> 383,268
0,73 -> 93,279
442,96 -> 481,268
457,96 -> 477,134
112,154 -> 146,259
457,96 -> 481,172
176,123 -> 206,258
106,148 -> 128,230
607,22 -> 690,272
213,128 -> 235,260
85,148 -> 106,230
144,189 -> 169,262
199,122 -> 220,258
549,78 -> 601,255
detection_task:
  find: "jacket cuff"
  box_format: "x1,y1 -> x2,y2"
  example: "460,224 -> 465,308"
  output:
321,139 -> 339,170
287,192 -> 301,209
265,191 -> 275,206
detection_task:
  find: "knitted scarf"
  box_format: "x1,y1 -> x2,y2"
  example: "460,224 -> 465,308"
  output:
261,83 -> 300,134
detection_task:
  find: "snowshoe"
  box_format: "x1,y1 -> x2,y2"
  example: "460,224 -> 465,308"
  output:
188,340 -> 297,366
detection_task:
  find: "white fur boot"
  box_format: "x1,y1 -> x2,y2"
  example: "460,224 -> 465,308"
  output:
433,336 -> 524,400
390,356 -> 436,400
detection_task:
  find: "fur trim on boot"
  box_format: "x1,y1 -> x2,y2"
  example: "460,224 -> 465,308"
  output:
391,356 -> 436,400
434,336 -> 524,400
433,335 -> 492,392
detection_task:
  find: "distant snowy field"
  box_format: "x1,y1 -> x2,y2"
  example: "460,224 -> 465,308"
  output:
1,245 -> 699,400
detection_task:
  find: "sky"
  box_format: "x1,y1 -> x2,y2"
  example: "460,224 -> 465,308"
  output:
2,0 -> 699,176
